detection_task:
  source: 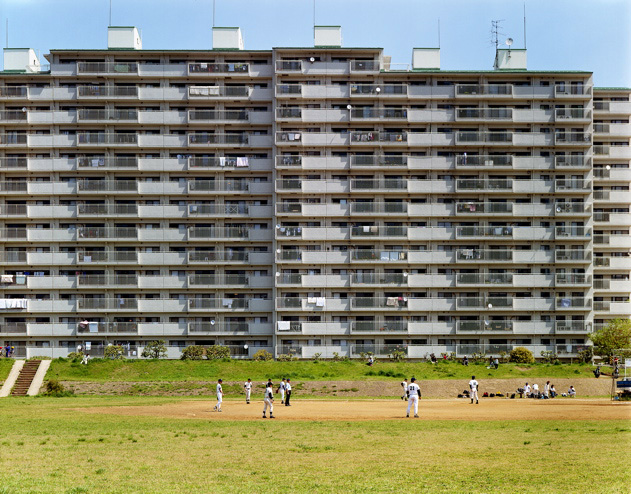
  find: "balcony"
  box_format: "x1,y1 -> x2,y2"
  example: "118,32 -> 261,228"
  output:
456,108 -> 513,120
188,133 -> 249,145
77,179 -> 137,193
350,178 -> 407,190
350,131 -> 407,144
187,226 -> 250,240
350,202 -> 408,214
456,131 -> 512,144
77,85 -> 138,98
555,155 -> 590,168
554,85 -> 591,97
456,249 -> 512,262
554,132 -> 591,145
77,156 -> 138,169
350,226 -> 407,238
275,60 -> 302,72
455,202 -> 512,214
188,204 -> 249,216
77,109 -> 138,122
0,86 -> 28,98
77,132 -> 137,145
350,321 -> 407,332
455,84 -> 513,97
0,110 -> 27,122
188,298 -> 249,310
351,273 -> 407,285
456,226 -> 513,238
78,251 -> 137,263
351,297 -> 408,309
555,108 -> 591,120
188,251 -> 249,263
554,320 -> 587,333
350,60 -> 380,72
350,155 -> 407,167
555,274 -> 591,285
188,274 -> 249,286
456,320 -> 513,333
77,274 -> 137,287
0,134 -> 28,145
456,179 -> 512,191
555,297 -> 591,309
78,227 -> 137,239
188,109 -> 249,122
188,85 -> 250,98
188,180 -> 250,193
455,155 -> 512,168
0,156 -> 27,169
555,227 -> 591,239
188,322 -> 250,334
188,62 -> 249,75
78,298 -> 138,310
78,204 -> 138,215
456,273 -> 513,286
350,84 -> 407,96
350,108 -> 408,120
555,250 -> 591,262
77,62 -> 138,74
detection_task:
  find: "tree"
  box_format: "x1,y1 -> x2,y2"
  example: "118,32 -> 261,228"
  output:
509,347 -> 535,364
104,345 -> 125,359
589,319 -> 631,360
141,340 -> 167,359
180,345 -> 204,360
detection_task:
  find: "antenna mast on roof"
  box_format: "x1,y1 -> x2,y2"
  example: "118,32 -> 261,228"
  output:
490,20 -> 504,50
438,19 -> 440,49
313,0 -> 316,39
109,0 -> 112,26
523,2 -> 527,49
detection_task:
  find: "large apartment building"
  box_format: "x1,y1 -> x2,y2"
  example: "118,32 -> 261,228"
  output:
0,26 -> 629,359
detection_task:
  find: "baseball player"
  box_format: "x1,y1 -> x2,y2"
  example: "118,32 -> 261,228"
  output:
406,377 -> 421,418
213,379 -> 224,412
285,378 -> 292,406
469,375 -> 479,404
263,381 -> 275,419
277,378 -> 286,404
401,378 -> 408,400
244,378 -> 252,404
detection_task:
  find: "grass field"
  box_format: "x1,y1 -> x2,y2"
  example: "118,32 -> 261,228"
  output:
44,359 -> 597,383
0,396 -> 628,493
0,359 -> 13,381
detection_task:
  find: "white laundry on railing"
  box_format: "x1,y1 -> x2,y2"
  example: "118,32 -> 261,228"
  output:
0,299 -> 28,309
315,297 -> 326,307
277,321 -> 291,331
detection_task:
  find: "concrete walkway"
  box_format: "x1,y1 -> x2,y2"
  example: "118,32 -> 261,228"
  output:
0,360 -> 25,397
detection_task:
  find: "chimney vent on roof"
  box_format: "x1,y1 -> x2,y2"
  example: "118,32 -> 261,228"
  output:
212,27 -> 244,50
314,26 -> 342,47
108,26 -> 142,50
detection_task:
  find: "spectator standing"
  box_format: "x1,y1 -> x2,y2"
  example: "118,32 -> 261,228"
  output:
532,383 -> 540,398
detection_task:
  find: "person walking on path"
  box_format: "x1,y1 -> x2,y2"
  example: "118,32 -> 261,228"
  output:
406,378 -> 421,418
277,378 -> 286,405
213,379 -> 223,412
469,375 -> 479,404
401,378 -> 408,400
244,378 -> 252,404
285,378 -> 292,406
262,381 -> 275,419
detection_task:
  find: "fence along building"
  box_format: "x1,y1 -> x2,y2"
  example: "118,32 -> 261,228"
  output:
0,25 -> 628,359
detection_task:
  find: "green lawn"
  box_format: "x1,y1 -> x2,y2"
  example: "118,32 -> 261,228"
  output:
0,396 -> 628,493
45,359 -> 597,383
0,358 -> 15,381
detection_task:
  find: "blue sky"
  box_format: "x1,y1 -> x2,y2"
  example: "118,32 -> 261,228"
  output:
1,0 -> 629,86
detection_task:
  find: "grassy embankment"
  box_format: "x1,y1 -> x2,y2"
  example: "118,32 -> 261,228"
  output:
0,395 -> 628,493
45,359 -> 597,383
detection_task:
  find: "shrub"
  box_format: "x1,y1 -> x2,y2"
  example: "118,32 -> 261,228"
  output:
43,379 -> 74,397
577,346 -> 593,363
510,347 -> 535,364
66,352 -> 83,362
311,352 -> 322,362
206,345 -> 230,360
141,340 -> 167,359
540,350 -> 558,364
104,345 -> 125,360
389,350 -> 406,362
498,351 -> 510,363
180,345 -> 204,360
252,349 -> 273,361
332,352 -> 349,362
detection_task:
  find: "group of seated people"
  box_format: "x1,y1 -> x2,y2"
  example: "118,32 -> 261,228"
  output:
516,382 -> 576,399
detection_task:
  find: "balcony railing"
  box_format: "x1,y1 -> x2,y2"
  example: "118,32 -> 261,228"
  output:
78,251 -> 137,262
555,227 -> 591,238
188,180 -> 249,192
77,132 -> 138,145
188,298 -> 249,310
77,274 -> 137,286
457,320 -> 513,332
77,179 -> 137,192
276,155 -> 302,166
188,156 -> 246,168
456,273 -> 513,285
350,60 -> 380,72
351,226 -> 407,237
77,156 -> 138,168
555,250 -> 590,262
350,202 -> 408,214
188,322 -> 249,333
78,85 -> 138,97
456,179 -> 512,191
188,62 -> 249,74
456,108 -> 512,119
351,131 -> 407,143
0,86 -> 28,97
0,134 -> 27,145
78,204 -> 138,215
350,108 -> 408,119
350,84 -> 407,95
351,250 -> 407,261
455,155 -> 513,168
456,226 -> 513,238
351,273 -> 406,285
0,157 -> 27,168
78,227 -> 137,239
276,84 -> 302,95
77,62 -> 138,74
189,86 -> 250,97
276,108 -> 302,119
556,273 -> 591,284
456,249 -> 512,261
555,320 -> 587,332
0,110 -> 27,121
554,132 -> 591,144
188,110 -> 249,121
78,298 -> 138,310
188,133 -> 249,145
77,109 -> 138,121
351,178 -> 407,190
555,297 -> 591,309
350,155 -> 407,167
350,321 -> 407,332
456,131 -> 512,144
351,297 -> 408,309
188,251 -> 249,263
275,60 -> 302,72
456,202 -> 513,214
555,108 -> 590,120
554,85 -> 591,96
0,251 -> 27,262
456,84 -> 512,96
188,204 -> 249,215
555,155 -> 589,168
188,274 -> 249,286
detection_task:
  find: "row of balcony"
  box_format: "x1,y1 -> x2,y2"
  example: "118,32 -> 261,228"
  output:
0,133 -> 272,148
0,274 -> 273,289
275,272 -> 591,289
275,154 -> 591,170
276,319 -> 590,335
0,156 -> 270,172
593,256 -> 631,269
276,249 -> 591,264
275,177 -> 591,193
274,225 -> 592,241
276,131 -> 591,146
0,180 -> 272,195
0,227 -> 273,242
593,145 -> 631,159
274,106 -> 591,123
276,201 -> 591,218
0,250 -> 273,265
0,85 -> 273,101
1,109 -> 271,125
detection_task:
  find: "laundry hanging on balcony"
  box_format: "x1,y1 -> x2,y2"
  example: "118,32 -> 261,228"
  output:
277,321 -> 291,331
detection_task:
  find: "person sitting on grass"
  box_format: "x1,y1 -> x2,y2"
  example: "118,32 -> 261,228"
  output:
550,385 -> 557,398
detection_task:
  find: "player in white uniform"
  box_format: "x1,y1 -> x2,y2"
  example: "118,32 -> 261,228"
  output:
213,379 -> 223,412
285,379 -> 292,406
469,375 -> 479,404
401,379 -> 408,400
244,378 -> 252,404
406,378 -> 421,417
277,378 -> 286,404
262,382 -> 275,418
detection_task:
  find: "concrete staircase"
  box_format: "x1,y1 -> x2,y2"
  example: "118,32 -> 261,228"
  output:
10,360 -> 41,396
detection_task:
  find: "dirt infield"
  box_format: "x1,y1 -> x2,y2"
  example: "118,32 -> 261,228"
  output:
75,398 -> 631,422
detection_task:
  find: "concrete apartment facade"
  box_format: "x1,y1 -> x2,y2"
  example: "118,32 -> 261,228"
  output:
0,26 -> 628,359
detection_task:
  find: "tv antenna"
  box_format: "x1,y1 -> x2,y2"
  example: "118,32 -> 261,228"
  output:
490,20 -> 505,50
